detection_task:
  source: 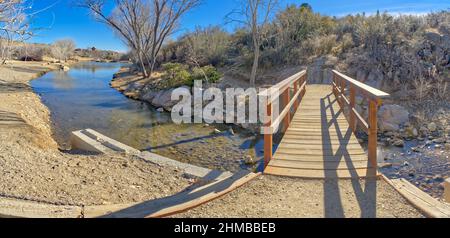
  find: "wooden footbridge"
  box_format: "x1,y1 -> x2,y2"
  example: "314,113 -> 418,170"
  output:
261,70 -> 390,179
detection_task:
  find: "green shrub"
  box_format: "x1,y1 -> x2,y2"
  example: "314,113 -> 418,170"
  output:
157,63 -> 222,88
161,63 -> 192,88
190,65 -> 222,83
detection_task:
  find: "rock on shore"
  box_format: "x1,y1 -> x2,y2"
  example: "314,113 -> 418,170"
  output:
378,104 -> 410,132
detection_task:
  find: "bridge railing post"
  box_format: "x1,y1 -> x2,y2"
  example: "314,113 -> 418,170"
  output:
264,102 -> 273,167
349,86 -> 356,132
293,79 -> 299,111
282,89 -> 291,133
368,99 -> 379,168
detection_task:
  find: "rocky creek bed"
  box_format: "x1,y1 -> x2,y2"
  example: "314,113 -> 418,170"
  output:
378,138 -> 449,199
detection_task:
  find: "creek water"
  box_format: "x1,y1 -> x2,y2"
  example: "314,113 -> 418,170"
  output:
378,139 -> 449,198
31,62 -> 264,172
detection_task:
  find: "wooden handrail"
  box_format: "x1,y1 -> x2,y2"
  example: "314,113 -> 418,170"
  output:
332,70 -> 390,168
259,70 -> 307,102
263,70 -> 308,167
332,70 -> 390,100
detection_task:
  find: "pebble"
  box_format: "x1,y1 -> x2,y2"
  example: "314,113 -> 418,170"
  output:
393,139 -> 404,148
428,122 -> 437,132
229,128 -> 235,136
157,108 -> 164,112
243,155 -> 256,165
433,138 -> 446,144
379,163 -> 393,169
433,175 -> 444,182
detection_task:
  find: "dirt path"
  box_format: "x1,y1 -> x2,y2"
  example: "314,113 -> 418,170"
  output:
174,175 -> 424,218
0,61 -> 191,206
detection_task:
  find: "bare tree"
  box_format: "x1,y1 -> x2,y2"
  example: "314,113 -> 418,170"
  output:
0,0 -> 30,64
227,0 -> 278,86
78,0 -> 201,78
51,39 -> 76,62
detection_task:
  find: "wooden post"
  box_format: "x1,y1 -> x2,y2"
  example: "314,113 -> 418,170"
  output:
336,76 -> 343,107
264,102 -> 273,168
303,74 -> 307,96
294,79 -> 299,111
282,89 -> 291,132
332,74 -> 336,96
444,178 -> 450,203
368,99 -> 378,168
340,79 -> 346,107
349,86 -> 356,132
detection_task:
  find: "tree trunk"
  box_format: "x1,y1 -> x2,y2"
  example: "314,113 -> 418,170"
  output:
250,42 -> 260,86
150,57 -> 157,78
138,53 -> 149,78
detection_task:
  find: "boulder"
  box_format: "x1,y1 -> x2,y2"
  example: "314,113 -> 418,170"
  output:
425,30 -> 442,44
141,90 -> 158,102
145,86 -> 190,109
378,105 -> 410,132
59,64 -> 70,71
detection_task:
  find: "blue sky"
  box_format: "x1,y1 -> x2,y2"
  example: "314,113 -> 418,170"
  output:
28,0 -> 449,52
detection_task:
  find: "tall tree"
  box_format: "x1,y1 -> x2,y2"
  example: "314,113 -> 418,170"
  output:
51,39 -> 76,62
0,0 -> 30,64
228,0 -> 278,86
299,3 -> 312,13
79,0 -> 201,78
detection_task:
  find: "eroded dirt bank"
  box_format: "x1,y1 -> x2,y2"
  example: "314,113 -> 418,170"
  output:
0,61 -> 191,206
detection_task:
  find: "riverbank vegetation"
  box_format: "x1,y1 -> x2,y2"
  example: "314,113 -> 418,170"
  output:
103,2 -> 448,128
80,1 -> 449,104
